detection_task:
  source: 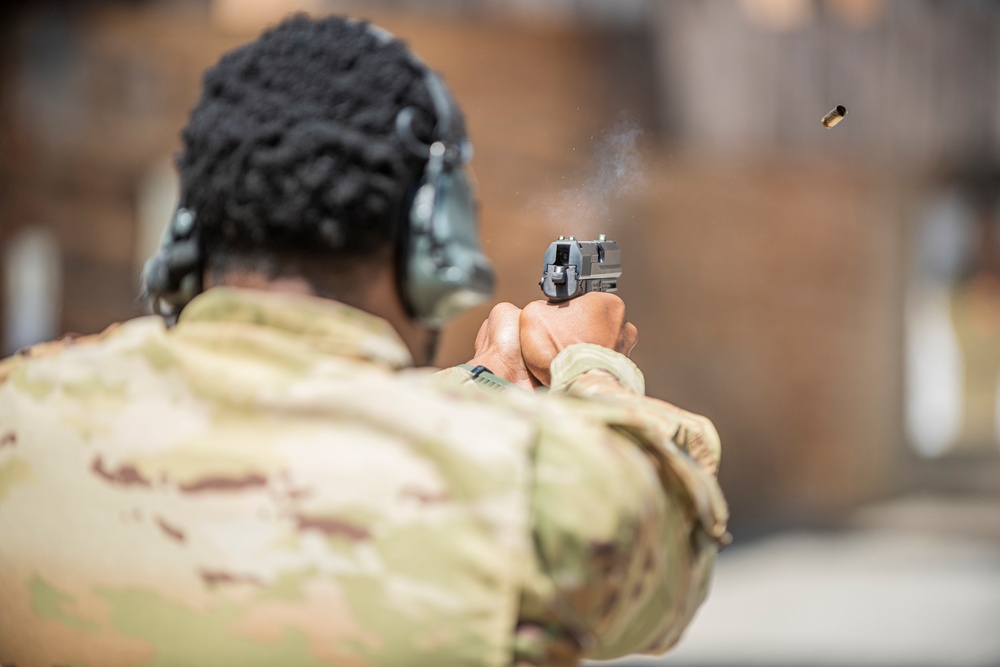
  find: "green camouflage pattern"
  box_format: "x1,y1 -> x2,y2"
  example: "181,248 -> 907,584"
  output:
0,287 -> 728,667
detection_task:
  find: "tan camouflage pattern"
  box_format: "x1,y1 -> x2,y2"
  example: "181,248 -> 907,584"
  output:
0,287 -> 727,667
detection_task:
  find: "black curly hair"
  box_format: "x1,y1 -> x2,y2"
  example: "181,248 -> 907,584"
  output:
178,15 -> 459,284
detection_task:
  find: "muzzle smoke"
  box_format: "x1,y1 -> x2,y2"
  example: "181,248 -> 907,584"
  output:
536,115 -> 645,238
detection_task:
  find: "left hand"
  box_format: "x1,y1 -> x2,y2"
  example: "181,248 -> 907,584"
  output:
466,302 -> 541,391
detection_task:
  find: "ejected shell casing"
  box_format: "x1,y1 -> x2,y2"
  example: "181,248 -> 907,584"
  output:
821,105 -> 847,128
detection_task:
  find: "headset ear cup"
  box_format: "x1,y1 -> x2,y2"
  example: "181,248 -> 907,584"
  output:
402,168 -> 494,325
141,253 -> 171,300
395,66 -> 494,324
140,207 -> 202,318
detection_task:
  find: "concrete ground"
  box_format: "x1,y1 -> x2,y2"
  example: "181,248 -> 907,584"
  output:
594,494 -> 1000,667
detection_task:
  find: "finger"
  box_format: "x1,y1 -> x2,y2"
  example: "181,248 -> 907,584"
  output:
581,291 -> 626,316
477,303 -> 519,345
621,322 -> 639,356
490,303 -> 524,347
518,299 -> 551,330
491,302 -> 522,327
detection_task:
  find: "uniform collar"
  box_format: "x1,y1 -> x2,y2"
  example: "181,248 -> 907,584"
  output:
177,287 -> 414,370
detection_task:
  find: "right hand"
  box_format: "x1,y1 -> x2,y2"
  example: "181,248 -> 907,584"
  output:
519,292 -> 638,386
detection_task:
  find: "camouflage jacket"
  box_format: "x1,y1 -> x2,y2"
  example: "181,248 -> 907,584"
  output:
0,287 -> 728,667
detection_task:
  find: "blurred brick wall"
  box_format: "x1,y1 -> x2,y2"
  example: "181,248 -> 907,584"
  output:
621,157 -> 906,531
0,6 -> 249,338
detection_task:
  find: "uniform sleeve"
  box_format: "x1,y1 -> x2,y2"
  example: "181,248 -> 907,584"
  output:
523,343 -> 729,661
549,344 -> 722,476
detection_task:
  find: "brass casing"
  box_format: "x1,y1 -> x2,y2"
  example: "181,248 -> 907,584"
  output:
822,105 -> 848,128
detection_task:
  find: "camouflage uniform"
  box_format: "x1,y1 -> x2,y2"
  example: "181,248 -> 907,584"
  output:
0,287 -> 728,667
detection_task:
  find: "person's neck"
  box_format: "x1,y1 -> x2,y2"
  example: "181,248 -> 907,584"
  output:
205,270 -> 438,366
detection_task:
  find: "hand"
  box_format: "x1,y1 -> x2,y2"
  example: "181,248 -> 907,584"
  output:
519,292 -> 638,386
466,302 -> 541,391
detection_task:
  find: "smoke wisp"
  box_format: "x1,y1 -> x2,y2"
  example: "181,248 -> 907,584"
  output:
536,115 -> 645,239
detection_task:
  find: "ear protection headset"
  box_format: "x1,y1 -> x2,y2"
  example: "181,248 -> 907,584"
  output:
141,23 -> 494,326
394,64 -> 495,326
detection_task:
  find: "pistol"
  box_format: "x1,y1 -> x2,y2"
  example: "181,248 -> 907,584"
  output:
539,234 -> 621,302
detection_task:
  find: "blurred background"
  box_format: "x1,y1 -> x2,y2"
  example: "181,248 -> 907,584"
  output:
1,0 -> 999,664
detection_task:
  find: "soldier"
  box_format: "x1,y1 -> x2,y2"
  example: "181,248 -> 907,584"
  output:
0,14 -> 728,667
